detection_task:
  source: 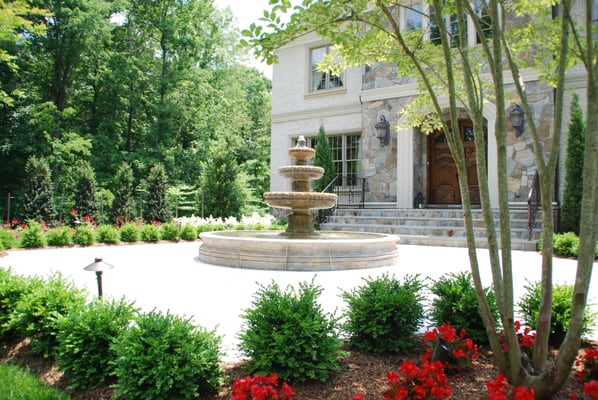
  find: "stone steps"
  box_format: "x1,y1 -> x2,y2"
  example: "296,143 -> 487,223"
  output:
319,205 -> 541,251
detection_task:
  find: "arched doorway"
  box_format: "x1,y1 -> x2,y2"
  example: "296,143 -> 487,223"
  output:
427,120 -> 485,205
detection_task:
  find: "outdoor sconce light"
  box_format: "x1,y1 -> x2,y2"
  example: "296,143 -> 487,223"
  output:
509,104 -> 525,137
84,257 -> 114,298
374,115 -> 391,147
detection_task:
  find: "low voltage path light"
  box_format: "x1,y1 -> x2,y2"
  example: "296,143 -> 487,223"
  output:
84,257 -> 114,298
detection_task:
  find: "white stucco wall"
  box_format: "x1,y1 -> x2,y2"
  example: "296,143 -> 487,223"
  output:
270,32 -> 363,191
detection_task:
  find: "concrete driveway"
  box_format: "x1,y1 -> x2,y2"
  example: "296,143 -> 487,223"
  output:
1,241 -> 596,360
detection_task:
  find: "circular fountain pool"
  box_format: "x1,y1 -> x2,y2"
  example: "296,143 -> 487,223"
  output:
198,230 -> 399,271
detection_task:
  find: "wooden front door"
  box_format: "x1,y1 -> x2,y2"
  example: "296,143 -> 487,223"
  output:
428,121 -> 482,205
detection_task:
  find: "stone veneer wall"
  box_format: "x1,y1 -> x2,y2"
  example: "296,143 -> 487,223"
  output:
361,62 -> 554,204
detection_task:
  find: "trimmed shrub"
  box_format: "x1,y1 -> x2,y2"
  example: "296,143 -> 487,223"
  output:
0,228 -> 18,250
7,272 -> 87,357
161,222 -> 179,241
179,224 -> 198,241
0,269 -> 43,340
238,280 -> 343,383
56,298 -> 138,389
140,223 -> 161,242
45,226 -> 72,247
342,273 -> 426,354
111,309 -> 224,399
19,221 -> 46,248
429,271 -> 499,345
553,232 -> 579,258
96,224 -> 120,244
119,223 -> 139,243
518,280 -> 598,345
74,225 -> 95,246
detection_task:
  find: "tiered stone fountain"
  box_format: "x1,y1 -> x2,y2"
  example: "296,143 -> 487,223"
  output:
198,136 -> 399,270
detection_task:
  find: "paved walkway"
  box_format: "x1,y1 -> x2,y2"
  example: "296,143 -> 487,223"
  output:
1,242 -> 596,360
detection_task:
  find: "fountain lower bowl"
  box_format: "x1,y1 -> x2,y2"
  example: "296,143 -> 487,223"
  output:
198,230 -> 400,271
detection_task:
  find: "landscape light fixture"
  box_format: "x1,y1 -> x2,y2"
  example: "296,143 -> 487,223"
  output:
509,104 -> 525,137
84,257 -> 114,298
374,114 -> 391,147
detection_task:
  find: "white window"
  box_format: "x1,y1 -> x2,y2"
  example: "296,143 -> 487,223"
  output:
405,3 -> 424,31
310,45 -> 344,92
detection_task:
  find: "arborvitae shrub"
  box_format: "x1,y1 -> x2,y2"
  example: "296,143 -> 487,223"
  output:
119,223 -> 139,243
7,272 -> 87,357
74,225 -> 95,246
96,224 -> 120,244
111,310 -> 224,399
19,221 -> 46,248
429,271 -> 499,345
518,280 -> 598,345
238,280 -> 343,383
160,222 -> 179,241
56,298 -> 138,389
342,273 -> 426,354
179,224 -> 198,241
45,227 -> 72,247
140,224 -> 161,242
0,269 -> 43,341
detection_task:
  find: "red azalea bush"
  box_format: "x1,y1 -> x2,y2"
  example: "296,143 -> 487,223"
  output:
583,380 -> 598,399
231,374 -> 295,400
423,323 -> 479,373
381,359 -> 452,400
486,373 -> 535,400
577,346 -> 598,383
499,321 -> 536,355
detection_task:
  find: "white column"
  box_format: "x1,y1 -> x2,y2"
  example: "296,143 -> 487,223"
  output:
396,128 -> 414,208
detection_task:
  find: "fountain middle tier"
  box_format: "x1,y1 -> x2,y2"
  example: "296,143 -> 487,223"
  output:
263,191 -> 337,210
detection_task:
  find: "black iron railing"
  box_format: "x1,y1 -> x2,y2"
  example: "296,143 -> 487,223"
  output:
527,171 -> 540,240
316,176 -> 366,226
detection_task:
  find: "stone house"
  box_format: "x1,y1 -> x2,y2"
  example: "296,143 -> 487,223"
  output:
269,3 -> 592,210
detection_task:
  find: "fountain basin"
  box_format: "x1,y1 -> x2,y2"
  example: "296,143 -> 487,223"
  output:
198,230 -> 400,271
264,192 -> 337,210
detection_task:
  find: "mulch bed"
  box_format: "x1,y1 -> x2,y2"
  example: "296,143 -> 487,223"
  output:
0,337 -> 591,399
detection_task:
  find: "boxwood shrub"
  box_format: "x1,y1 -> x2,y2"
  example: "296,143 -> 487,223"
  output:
179,224 -> 198,241
74,225 -> 95,246
7,272 -> 87,357
45,226 -> 72,247
160,222 -> 179,241
238,280 -> 343,383
111,309 -> 224,399
19,221 -> 46,248
0,228 -> 18,250
96,224 -> 120,244
0,268 -> 43,341
140,224 -> 161,242
429,271 -> 499,345
56,298 -> 138,389
119,223 -> 139,243
342,273 -> 426,354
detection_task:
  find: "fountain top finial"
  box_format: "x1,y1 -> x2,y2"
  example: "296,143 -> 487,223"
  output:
296,135 -> 307,148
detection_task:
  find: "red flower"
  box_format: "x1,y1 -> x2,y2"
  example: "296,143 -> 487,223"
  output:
585,380 -> 598,399
350,394 -> 364,400
231,374 -> 294,400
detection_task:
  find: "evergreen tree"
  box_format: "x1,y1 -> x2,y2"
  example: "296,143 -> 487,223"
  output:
111,162 -> 136,223
560,93 -> 585,234
143,163 -> 172,223
22,156 -> 56,222
199,141 -> 246,219
312,125 -> 335,192
73,162 -> 99,222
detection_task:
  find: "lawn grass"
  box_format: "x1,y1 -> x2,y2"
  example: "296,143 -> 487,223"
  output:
0,364 -> 70,400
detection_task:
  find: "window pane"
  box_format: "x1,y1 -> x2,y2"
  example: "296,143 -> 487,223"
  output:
475,0 -> 492,43
405,3 -> 423,31
429,8 -> 442,45
311,47 -> 326,91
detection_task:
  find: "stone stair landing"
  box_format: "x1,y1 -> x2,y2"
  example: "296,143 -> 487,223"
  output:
319,206 -> 540,251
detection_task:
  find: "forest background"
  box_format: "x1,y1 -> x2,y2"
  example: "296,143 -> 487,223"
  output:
0,0 -> 272,223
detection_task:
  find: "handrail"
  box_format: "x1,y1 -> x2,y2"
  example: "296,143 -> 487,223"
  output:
316,176 -> 366,226
527,170 -> 540,240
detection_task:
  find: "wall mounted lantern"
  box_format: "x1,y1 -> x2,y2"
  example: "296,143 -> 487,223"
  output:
374,114 -> 391,147
84,257 -> 114,298
509,104 -> 525,137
